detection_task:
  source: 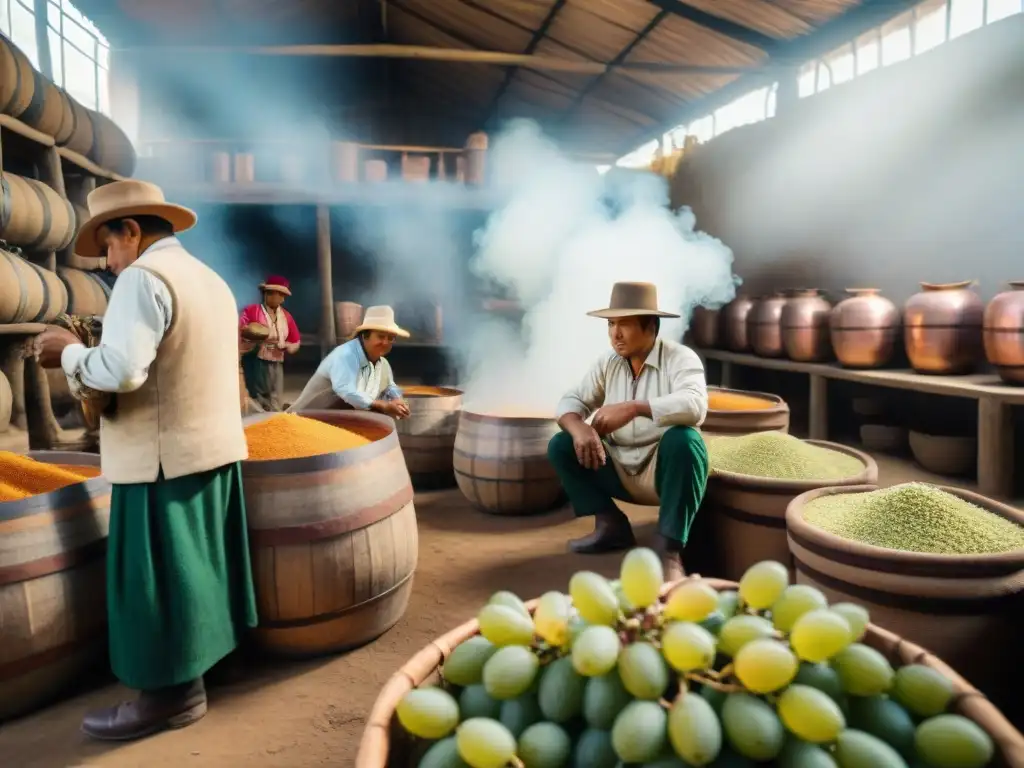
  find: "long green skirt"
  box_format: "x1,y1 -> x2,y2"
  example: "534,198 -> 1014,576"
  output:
107,462 -> 259,691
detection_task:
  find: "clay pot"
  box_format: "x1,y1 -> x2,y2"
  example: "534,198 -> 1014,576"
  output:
690,306 -> 720,349
903,281 -> 984,375
983,281 -> 1024,385
830,288 -> 901,369
722,297 -> 756,352
749,293 -> 788,358
781,289 -> 832,362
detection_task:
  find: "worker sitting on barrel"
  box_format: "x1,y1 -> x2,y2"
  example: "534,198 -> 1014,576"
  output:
287,304 -> 410,420
548,281 -> 709,580
239,275 -> 301,412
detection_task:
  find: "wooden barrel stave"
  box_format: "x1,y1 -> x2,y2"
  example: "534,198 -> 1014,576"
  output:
88,110 -> 136,177
0,37 -> 36,119
395,386 -> 462,487
1,173 -> 76,252
242,410 -> 418,656
0,451 -> 111,722
57,266 -> 111,317
58,96 -> 94,157
0,250 -> 69,324
20,70 -> 69,138
67,203 -> 106,271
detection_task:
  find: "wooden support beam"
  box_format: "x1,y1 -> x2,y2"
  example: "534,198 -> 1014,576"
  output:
316,205 -> 335,359
648,0 -> 779,50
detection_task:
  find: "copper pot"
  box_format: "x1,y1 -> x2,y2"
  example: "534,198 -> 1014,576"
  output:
335,301 -> 363,343
690,306 -> 720,349
903,281 -> 984,375
781,289 -> 832,362
983,280 -> 1024,385
722,297 -> 756,352
749,293 -> 788,358
830,288 -> 901,369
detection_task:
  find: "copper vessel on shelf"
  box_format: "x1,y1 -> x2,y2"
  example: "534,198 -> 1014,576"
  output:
749,293 -> 788,358
983,281 -> 1024,385
903,281 -> 984,375
690,306 -> 721,349
830,288 -> 901,369
722,296 -> 756,352
781,289 -> 832,362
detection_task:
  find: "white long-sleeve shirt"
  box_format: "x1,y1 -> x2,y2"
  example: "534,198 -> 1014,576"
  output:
555,338 -> 708,475
60,238 -> 177,394
314,338 -> 402,410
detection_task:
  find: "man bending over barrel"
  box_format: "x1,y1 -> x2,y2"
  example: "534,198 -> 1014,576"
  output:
548,282 -> 709,580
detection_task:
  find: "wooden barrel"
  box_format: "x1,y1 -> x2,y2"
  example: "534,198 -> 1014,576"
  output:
0,250 -> 70,324
395,386 -> 462,487
701,441 -> 876,581
335,301 -> 363,343
242,410 -> 418,656
87,109 -> 136,177
702,387 -> 790,436
0,37 -> 35,119
0,451 -> 111,723
51,86 -> 75,145
0,173 -> 76,251
67,203 -> 106,271
0,370 -> 11,430
57,267 -> 111,316
453,410 -> 564,515
58,96 -> 94,157
20,70 -> 71,139
356,577 -> 1024,768
787,483 -> 1024,723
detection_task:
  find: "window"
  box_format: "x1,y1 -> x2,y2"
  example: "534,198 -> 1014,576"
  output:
855,30 -> 882,75
0,0 -> 40,68
914,0 -> 949,53
949,0 -> 984,37
987,0 -> 1022,21
688,115 -> 715,143
616,139 -> 659,169
46,0 -> 110,113
827,44 -> 856,85
713,87 -> 771,137
881,15 -> 913,65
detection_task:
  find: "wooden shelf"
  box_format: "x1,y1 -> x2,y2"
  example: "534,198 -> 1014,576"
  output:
0,114 -> 124,180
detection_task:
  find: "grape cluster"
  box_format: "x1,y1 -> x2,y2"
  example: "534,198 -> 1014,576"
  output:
395,551 -> 996,768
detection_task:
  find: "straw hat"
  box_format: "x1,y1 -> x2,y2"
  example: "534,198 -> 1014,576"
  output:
354,305 -> 410,338
259,275 -> 292,297
74,180 -> 197,258
587,282 -> 680,319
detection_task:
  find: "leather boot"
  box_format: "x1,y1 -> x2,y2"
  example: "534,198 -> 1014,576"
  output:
81,678 -> 207,741
568,508 -> 636,554
654,534 -> 686,583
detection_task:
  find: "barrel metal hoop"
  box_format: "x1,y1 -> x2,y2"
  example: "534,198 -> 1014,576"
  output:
19,68 -> 47,127
24,259 -> 51,323
24,178 -> 55,250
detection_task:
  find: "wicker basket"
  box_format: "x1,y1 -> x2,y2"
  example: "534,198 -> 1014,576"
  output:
355,577 -> 1024,768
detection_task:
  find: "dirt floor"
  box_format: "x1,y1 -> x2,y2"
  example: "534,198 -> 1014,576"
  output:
0,448 -> 969,768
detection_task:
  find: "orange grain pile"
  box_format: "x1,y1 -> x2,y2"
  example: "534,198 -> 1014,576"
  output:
708,390 -> 777,411
402,385 -> 448,397
0,452 -> 98,502
245,413 -> 372,461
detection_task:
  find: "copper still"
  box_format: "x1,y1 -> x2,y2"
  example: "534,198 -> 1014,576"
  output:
983,281 -> 1024,385
781,289 -> 832,362
749,293 -> 788,358
690,306 -> 720,349
830,288 -> 901,369
903,281 -> 984,375
722,296 -> 756,352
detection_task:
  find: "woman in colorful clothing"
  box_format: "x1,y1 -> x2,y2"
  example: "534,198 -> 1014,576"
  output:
239,275 -> 301,411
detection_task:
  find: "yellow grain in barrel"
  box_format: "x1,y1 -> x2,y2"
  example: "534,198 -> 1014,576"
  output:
0,452 -> 96,502
244,414 -> 372,461
708,390 -> 778,411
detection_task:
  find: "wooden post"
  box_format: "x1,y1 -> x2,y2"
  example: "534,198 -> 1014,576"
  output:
977,397 -> 1014,499
808,374 -> 828,440
38,146 -> 66,271
720,361 -> 735,389
316,204 -> 335,359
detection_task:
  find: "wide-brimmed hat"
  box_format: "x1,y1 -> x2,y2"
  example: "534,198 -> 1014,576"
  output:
74,180 -> 197,258
587,282 -> 680,319
354,305 -> 410,338
260,275 -> 291,297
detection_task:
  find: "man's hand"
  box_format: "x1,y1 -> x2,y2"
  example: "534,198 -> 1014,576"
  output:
592,401 -> 639,436
373,399 -> 410,420
569,422 -> 606,471
31,327 -> 81,369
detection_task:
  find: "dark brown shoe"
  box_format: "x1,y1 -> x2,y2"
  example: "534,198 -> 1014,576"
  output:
654,535 -> 686,583
568,510 -> 636,554
81,679 -> 207,742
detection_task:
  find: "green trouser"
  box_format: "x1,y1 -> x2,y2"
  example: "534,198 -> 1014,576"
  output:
106,462 -> 259,691
547,426 -> 709,545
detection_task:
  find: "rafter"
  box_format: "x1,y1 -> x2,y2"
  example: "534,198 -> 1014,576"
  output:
648,0 -> 779,50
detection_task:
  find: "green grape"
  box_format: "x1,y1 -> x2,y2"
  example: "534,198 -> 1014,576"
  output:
738,560 -> 789,609
538,656 -> 587,723
847,696 -> 916,758
583,672 -> 633,730
517,722 -> 572,768
793,661 -> 845,703
568,616 -> 589,645
721,693 -> 785,761
915,714 -> 994,768
890,664 -> 954,718
734,639 -> 798,694
571,625 -> 621,677
620,547 -> 664,609
834,729 -> 908,768
831,643 -> 895,696
699,611 -> 726,636
668,691 -> 723,766
419,736 -> 470,768
444,636 -> 499,686
831,602 -> 869,641
717,614 -> 775,657
613,581 -> 636,613
499,694 -> 542,738
478,604 -> 535,647
456,718 -> 517,768
396,687 -> 460,740
489,590 -> 531,618
482,645 -> 540,700
618,641 -> 670,700
664,580 -> 720,622
459,684 -> 502,719
534,591 -> 573,647
777,738 -> 838,768
569,571 -> 621,626
612,700 -> 669,763
717,590 -> 740,620
573,729 -> 618,768
771,584 -> 828,633
776,685 -> 845,743
790,609 -> 853,663
661,621 -> 717,672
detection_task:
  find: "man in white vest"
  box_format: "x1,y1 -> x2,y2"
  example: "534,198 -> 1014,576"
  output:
33,180 -> 258,741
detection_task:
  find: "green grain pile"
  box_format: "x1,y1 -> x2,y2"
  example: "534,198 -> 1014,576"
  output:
707,432 -> 865,481
801,483 -> 1024,555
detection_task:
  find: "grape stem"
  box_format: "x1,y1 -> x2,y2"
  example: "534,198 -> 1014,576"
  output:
510,758 -> 525,768
686,673 -> 743,693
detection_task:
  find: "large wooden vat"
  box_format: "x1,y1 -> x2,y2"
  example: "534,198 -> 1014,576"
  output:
242,410 -> 418,657
0,37 -> 36,119
58,267 -> 111,316
453,410 -> 563,515
0,173 -> 76,251
0,451 -> 110,723
702,387 -> 790,436
395,386 -> 462,487
88,109 -> 136,177
0,250 -> 69,324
